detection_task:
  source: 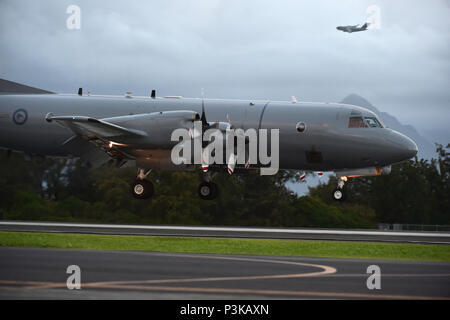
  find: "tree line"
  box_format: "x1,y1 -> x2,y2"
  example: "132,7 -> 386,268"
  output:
0,144 -> 448,228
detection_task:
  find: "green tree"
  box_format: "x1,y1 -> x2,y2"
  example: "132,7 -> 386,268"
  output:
309,144 -> 450,224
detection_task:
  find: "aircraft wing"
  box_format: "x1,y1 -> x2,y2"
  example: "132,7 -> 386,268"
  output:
46,115 -> 149,163
46,111 -> 199,164
46,115 -> 147,140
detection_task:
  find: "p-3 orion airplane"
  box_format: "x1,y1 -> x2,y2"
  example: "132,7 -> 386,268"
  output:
0,80 -> 418,201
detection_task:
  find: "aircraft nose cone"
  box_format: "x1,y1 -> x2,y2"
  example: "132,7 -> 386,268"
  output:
393,131 -> 418,161
404,136 -> 418,159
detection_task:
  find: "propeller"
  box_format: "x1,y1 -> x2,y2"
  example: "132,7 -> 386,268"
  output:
192,102 -> 248,175
190,99 -> 214,172
225,114 -> 248,175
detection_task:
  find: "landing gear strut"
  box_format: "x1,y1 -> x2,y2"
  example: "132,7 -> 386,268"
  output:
131,169 -> 154,200
333,176 -> 347,201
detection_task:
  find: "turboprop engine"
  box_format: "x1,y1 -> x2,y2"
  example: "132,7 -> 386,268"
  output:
102,110 -> 201,148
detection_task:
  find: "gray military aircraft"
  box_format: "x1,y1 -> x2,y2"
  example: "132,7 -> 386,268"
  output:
0,81 -> 418,201
336,22 -> 370,33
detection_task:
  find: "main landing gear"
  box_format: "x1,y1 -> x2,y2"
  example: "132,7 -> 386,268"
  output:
332,176 -> 347,201
131,168 -> 154,200
130,168 -> 220,200
197,181 -> 219,200
198,172 -> 219,200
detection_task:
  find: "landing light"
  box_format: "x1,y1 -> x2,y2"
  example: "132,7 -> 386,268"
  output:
108,141 -> 125,148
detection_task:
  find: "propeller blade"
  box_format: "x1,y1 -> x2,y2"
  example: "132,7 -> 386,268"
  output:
227,153 -> 236,175
243,147 -> 250,169
189,127 -> 202,140
201,148 -> 209,172
201,99 -> 208,126
226,113 -> 232,128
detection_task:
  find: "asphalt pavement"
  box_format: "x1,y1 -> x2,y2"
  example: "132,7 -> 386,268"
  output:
0,247 -> 449,299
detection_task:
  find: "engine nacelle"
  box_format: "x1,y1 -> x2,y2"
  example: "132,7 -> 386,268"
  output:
103,110 -> 200,148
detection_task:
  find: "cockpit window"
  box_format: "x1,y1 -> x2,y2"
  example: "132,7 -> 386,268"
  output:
348,117 -> 367,128
364,117 -> 383,128
348,116 -> 384,128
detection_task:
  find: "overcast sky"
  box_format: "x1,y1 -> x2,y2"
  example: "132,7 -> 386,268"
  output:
0,0 -> 449,142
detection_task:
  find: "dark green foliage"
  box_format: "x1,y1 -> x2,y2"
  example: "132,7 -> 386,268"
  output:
0,144 -> 448,227
309,144 -> 450,224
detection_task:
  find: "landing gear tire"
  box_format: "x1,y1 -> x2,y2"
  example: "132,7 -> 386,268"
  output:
131,180 -> 154,200
332,188 -> 346,201
198,181 -> 218,200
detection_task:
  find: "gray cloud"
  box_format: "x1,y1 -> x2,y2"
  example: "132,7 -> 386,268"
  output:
0,0 -> 449,140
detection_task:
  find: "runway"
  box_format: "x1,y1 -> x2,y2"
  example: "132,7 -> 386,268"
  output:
0,247 -> 449,299
1,221 -> 450,244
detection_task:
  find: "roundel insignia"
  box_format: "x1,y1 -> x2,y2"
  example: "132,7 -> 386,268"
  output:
12,109 -> 28,125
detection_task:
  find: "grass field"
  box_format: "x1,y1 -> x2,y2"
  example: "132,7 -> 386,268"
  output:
0,231 -> 449,262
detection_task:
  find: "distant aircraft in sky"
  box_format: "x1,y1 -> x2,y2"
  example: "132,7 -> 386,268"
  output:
336,22 -> 370,33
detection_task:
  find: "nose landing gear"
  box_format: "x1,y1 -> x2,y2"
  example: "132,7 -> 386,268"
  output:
333,176 -> 347,201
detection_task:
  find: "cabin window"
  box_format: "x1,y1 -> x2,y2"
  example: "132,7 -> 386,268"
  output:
348,117 -> 366,128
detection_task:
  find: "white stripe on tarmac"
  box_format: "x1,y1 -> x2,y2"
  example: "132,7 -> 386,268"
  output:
0,221 -> 449,238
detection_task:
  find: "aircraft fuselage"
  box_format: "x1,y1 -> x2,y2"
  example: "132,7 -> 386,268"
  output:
0,93 -> 417,172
